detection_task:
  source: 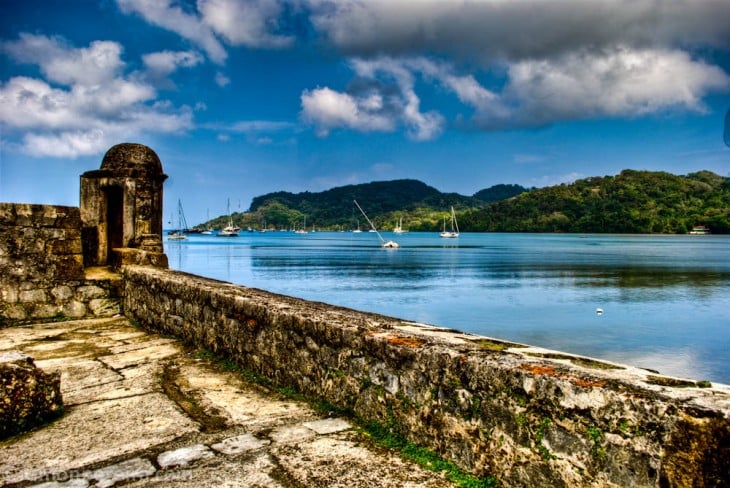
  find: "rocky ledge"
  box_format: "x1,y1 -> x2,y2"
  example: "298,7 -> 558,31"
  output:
0,351 -> 63,439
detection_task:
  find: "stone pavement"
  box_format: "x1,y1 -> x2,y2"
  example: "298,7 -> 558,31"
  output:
0,317 -> 454,487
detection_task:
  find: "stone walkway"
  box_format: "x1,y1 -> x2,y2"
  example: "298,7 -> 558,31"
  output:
0,317 -> 454,487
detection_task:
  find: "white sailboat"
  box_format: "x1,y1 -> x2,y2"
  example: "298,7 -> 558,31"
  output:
201,208 -> 213,234
218,198 -> 239,237
440,206 -> 459,238
167,199 -> 187,240
294,216 -> 309,234
353,200 -> 399,248
393,216 -> 407,234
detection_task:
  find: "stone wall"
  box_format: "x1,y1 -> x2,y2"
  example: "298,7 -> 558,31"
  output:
0,203 -> 121,325
122,265 -> 729,487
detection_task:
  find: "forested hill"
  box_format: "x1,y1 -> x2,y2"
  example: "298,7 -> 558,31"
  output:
243,179 -> 506,230
472,184 -> 530,203
460,170 -> 730,234
205,178 -> 520,231
202,170 -> 728,233
249,179 -> 479,216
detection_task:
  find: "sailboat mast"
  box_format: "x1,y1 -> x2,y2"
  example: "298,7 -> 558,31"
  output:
227,198 -> 233,227
353,200 -> 385,243
177,199 -> 188,231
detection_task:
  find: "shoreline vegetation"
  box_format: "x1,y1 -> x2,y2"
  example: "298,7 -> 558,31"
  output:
198,169 -> 729,235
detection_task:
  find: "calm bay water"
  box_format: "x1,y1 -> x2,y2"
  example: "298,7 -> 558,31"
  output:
165,232 -> 730,384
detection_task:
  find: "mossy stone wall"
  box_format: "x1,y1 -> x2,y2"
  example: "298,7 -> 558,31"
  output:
122,265 -> 729,487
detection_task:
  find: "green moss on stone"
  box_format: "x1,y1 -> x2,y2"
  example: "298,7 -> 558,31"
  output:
646,375 -> 701,388
473,339 -> 526,352
524,352 -> 622,370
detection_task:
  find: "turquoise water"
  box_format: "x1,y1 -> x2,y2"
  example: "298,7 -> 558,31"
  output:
166,232 -> 730,384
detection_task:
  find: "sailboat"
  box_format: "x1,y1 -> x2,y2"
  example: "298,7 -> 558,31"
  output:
218,198 -> 239,237
201,209 -> 213,234
353,200 -> 399,248
440,206 -> 459,238
168,199 -> 187,240
393,216 -> 407,234
294,216 -> 308,234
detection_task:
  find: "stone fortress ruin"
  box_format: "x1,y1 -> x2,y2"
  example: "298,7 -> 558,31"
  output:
1,143 -> 728,486
80,142 -> 169,269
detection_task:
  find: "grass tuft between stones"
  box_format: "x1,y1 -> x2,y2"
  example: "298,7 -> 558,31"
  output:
194,348 -> 497,487
362,420 -> 497,488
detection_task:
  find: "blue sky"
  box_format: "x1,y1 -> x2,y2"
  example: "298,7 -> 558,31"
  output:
1,0 -> 729,225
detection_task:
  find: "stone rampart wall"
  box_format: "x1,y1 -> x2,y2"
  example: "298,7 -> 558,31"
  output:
122,265 -> 729,487
0,203 -> 120,324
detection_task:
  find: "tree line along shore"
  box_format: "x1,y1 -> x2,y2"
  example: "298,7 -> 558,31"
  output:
198,170 -> 728,235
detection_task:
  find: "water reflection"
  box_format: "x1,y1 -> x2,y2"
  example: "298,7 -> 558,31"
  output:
166,232 -> 730,383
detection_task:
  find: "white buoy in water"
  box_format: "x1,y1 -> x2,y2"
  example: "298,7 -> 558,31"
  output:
596,308 -> 604,315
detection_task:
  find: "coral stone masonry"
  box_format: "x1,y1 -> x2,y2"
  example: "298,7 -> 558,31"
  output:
80,142 -> 168,268
0,203 -> 122,323
122,265 -> 730,487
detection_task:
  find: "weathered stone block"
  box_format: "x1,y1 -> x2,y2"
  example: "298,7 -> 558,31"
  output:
0,351 -> 63,439
1,285 -> 19,304
51,285 -> 74,301
31,303 -> 59,319
12,204 -> 34,227
54,255 -> 84,280
53,206 -> 81,229
2,304 -> 27,321
39,205 -> 62,226
0,203 -> 15,225
48,238 -> 81,255
76,285 -> 107,301
89,298 -> 120,317
63,301 -> 87,318
15,231 -> 41,254
110,248 -> 167,269
147,252 -> 168,268
47,228 -> 67,240
19,289 -> 46,303
87,457 -> 156,487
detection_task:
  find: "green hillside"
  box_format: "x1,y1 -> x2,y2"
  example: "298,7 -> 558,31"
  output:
242,179 -> 487,231
200,170 -> 729,234
472,184 -> 529,203
460,170 -> 729,234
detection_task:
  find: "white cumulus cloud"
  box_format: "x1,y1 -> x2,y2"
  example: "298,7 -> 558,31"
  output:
113,0 -> 730,137
143,50 -> 204,77
301,86 -> 395,137
117,0 -> 228,63
303,47 -> 729,136
301,57 -> 446,140
300,0 -> 730,134
0,35 -> 194,158
481,47 -> 730,129
117,0 -> 293,64
215,72 -> 231,87
3,34 -> 124,86
306,0 -> 730,62
198,0 -> 293,49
